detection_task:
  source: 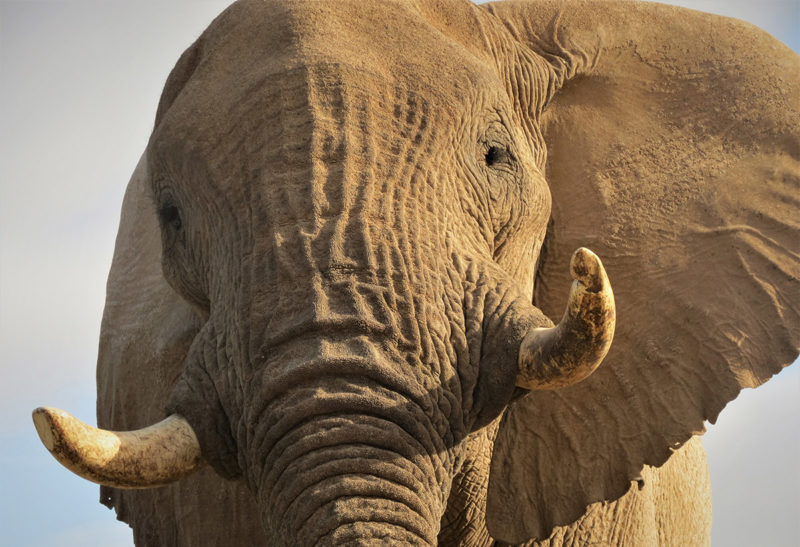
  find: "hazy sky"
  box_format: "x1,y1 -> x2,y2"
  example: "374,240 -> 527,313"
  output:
1,1 -> 798,545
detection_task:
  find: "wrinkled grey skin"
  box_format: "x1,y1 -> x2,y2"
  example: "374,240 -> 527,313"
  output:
105,2 -> 549,543
94,0 -> 800,545
156,2 -> 545,542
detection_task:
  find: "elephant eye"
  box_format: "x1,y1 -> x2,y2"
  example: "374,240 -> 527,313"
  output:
159,204 -> 182,231
485,145 -> 513,168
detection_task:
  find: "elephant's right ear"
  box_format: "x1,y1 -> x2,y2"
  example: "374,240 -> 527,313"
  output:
482,0 -> 800,543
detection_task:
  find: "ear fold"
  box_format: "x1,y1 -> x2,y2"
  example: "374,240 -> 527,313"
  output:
483,0 -> 800,542
96,155 -> 267,544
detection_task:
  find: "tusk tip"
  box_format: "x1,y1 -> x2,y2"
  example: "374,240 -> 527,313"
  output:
32,407 -> 62,451
569,247 -> 604,291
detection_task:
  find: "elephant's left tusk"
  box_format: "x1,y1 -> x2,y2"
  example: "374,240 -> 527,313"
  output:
32,407 -> 205,488
517,247 -> 615,390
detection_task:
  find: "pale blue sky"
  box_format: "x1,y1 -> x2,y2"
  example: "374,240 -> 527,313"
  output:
1,1 -> 798,545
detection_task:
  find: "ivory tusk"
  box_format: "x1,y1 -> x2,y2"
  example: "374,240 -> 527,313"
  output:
517,247 -> 616,390
32,407 -> 205,488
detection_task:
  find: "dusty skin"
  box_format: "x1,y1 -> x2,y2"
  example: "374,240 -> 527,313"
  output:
33,0 -> 799,545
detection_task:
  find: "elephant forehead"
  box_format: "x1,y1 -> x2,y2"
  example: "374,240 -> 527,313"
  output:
148,1 -> 516,193
154,0 -> 503,132
152,67 -> 450,187
214,0 -> 497,71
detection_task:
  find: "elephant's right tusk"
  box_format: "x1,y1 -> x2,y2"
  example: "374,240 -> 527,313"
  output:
517,247 -> 616,390
32,407 -> 205,488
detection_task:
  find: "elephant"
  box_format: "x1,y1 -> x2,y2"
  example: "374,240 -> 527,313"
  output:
32,0 -> 800,545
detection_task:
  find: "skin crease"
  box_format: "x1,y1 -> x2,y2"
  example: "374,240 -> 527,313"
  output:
83,0 -> 800,545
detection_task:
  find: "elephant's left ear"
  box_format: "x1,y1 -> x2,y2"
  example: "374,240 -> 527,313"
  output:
481,0 -> 800,543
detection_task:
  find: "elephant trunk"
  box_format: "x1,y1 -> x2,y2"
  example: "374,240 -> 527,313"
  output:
260,414 -> 441,544
245,337 -> 451,545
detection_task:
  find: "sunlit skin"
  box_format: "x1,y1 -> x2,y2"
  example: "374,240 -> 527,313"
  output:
31,0 -> 799,545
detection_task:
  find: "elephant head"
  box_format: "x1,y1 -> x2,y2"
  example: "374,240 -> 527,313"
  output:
34,0 -> 799,545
